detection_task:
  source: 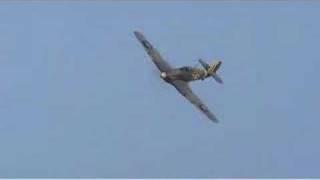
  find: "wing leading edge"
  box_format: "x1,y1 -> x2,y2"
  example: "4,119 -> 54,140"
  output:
172,80 -> 219,123
134,31 -> 172,73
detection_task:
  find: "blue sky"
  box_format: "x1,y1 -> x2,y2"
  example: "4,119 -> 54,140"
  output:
0,1 -> 319,178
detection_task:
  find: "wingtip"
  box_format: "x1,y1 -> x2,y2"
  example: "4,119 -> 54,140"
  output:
210,117 -> 219,123
207,112 -> 219,123
133,31 -> 145,41
133,31 -> 139,37
133,30 -> 143,36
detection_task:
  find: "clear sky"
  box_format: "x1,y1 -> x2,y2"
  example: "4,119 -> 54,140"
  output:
0,1 -> 319,178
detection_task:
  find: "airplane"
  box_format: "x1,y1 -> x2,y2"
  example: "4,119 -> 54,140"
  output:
134,31 -> 223,123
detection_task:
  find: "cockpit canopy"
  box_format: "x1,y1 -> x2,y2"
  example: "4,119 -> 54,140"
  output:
179,66 -> 193,72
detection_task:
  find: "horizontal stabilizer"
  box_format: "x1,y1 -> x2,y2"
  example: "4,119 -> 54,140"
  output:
212,74 -> 223,84
199,59 -> 210,69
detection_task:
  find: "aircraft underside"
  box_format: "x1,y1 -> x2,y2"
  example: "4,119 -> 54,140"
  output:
160,68 -> 207,83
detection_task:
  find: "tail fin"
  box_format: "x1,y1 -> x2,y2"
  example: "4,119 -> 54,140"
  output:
198,59 -> 223,84
208,61 -> 222,74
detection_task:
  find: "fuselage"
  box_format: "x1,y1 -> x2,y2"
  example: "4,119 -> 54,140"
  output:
160,66 -> 207,83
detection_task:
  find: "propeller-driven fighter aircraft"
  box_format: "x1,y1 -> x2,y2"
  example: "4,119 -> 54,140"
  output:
134,31 -> 223,122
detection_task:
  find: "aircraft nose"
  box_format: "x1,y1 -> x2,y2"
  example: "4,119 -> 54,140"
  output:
160,72 -> 167,78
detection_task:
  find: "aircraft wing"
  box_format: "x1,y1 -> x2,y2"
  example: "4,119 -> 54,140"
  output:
171,80 -> 219,123
134,31 -> 172,72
